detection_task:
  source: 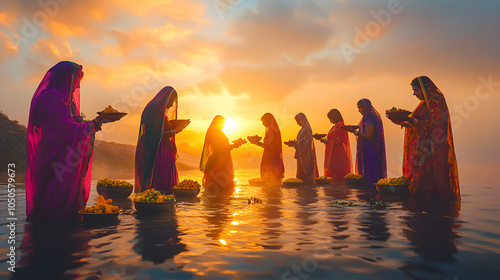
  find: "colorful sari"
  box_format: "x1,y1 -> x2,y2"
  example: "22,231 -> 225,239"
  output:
260,113 -> 285,184
356,99 -> 387,186
200,115 -> 235,193
403,76 -> 460,199
27,61 -> 96,221
324,120 -> 352,182
135,87 -> 179,193
294,113 -> 319,183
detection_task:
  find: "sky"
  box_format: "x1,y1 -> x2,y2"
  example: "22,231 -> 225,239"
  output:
1,0 -> 499,180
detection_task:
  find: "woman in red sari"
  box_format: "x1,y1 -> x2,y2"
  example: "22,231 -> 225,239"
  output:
200,115 -> 245,194
251,113 -> 285,185
393,76 -> 459,199
321,109 -> 352,182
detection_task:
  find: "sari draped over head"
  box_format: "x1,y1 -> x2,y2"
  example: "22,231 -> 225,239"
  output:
324,114 -> 352,182
260,113 -> 285,184
200,115 -> 234,191
27,61 -> 96,221
295,113 -> 319,183
403,76 -> 459,199
134,86 -> 178,193
356,99 -> 387,185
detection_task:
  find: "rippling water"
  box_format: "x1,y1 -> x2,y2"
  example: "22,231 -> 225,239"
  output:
1,170 -> 499,279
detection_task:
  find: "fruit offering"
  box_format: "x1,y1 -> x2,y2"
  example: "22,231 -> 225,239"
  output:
284,140 -> 295,147
133,188 -> 175,203
247,135 -> 262,144
97,178 -> 133,187
284,178 -> 303,183
81,195 -> 120,214
100,105 -> 119,113
377,176 -> 409,186
344,173 -> 363,180
174,179 -> 201,190
386,107 -> 409,113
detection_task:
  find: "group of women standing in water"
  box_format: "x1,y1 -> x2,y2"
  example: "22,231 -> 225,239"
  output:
26,61 -> 459,221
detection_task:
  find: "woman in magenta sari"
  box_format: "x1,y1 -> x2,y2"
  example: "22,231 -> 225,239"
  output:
251,113 -> 285,185
321,109 -> 352,182
292,113 -> 318,183
200,115 -> 244,194
134,87 -> 189,194
344,99 -> 387,186
392,76 -> 459,199
27,61 -> 120,221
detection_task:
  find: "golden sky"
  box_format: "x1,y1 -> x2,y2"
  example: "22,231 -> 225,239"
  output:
1,0 -> 499,179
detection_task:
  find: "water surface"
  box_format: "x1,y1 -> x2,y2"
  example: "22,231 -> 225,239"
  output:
1,170 -> 499,279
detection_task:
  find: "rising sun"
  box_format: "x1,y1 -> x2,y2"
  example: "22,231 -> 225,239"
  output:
223,117 -> 238,135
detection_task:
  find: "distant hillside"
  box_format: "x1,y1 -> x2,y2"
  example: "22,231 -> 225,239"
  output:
0,112 -> 195,183
0,111 -> 27,182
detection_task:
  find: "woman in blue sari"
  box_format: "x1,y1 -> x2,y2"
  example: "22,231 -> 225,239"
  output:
344,99 -> 386,186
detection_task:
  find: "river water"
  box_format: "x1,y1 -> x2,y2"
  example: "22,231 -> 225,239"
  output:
1,169 -> 499,279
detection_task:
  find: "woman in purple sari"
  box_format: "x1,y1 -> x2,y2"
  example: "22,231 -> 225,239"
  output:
27,61 -> 120,221
344,99 -> 387,186
134,87 -> 189,194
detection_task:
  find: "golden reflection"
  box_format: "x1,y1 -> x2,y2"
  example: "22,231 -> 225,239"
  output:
219,239 -> 227,245
231,221 -> 240,225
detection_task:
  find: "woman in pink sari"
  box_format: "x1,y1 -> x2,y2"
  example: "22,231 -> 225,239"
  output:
251,113 -> 285,185
392,76 -> 459,199
27,61 -> 120,221
134,87 -> 189,194
292,113 -> 318,183
321,109 -> 352,182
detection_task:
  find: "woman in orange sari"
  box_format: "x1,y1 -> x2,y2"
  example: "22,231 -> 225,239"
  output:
200,115 -> 245,194
393,76 -> 459,199
321,109 -> 352,182
251,113 -> 285,185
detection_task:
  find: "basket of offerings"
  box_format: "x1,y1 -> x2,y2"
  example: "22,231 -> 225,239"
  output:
313,133 -> 327,140
97,105 -> 127,119
248,178 -> 264,186
385,107 -> 411,122
284,140 -> 295,147
232,138 -> 247,148
282,178 -> 304,187
247,135 -> 262,144
132,189 -> 176,212
173,179 -> 201,198
315,176 -> 332,185
375,176 -> 409,196
344,173 -> 364,186
79,195 -> 121,222
168,119 -> 190,129
96,178 -> 133,199
342,125 -> 360,131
